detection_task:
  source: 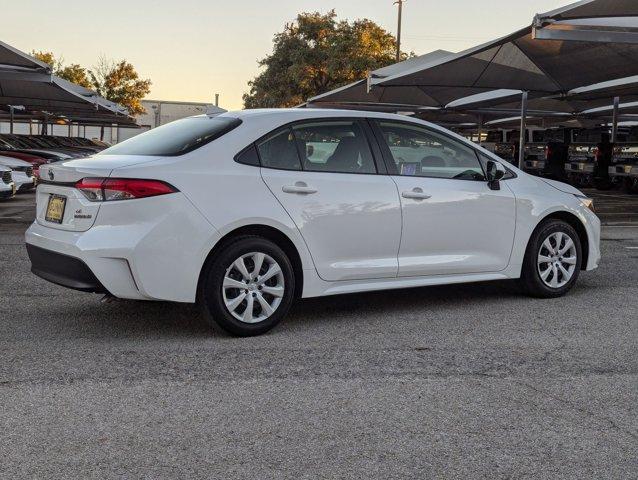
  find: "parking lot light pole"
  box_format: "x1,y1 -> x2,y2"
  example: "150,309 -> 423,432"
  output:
394,0 -> 404,62
518,91 -> 528,169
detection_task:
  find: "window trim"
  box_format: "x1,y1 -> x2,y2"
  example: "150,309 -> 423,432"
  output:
236,117 -> 386,176
369,118 -> 490,182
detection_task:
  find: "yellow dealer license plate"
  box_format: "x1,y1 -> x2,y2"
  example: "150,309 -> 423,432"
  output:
45,194 -> 67,224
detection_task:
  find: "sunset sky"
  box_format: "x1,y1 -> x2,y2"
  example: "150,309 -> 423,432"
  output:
5,0 -> 574,110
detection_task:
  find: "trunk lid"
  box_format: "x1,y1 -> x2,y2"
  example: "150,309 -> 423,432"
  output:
36,155 -> 164,232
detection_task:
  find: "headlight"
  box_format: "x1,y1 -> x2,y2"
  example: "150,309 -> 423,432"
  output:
576,194 -> 594,213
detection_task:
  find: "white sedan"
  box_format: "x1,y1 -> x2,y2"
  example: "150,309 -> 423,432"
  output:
0,165 -> 16,199
26,109 -> 601,336
0,155 -> 36,192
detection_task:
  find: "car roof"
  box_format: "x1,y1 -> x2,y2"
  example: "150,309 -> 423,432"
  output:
0,155 -> 30,167
217,108 -> 419,122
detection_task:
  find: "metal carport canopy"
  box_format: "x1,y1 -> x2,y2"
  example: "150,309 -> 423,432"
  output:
0,40 -> 136,127
374,1 -> 638,166
307,50 -> 454,108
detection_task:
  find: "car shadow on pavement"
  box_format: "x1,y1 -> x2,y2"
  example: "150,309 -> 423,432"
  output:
39,279 -> 523,340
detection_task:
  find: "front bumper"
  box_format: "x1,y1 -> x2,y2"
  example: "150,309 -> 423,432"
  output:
0,182 -> 16,198
26,243 -> 107,293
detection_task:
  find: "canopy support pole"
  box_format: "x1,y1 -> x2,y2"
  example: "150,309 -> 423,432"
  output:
477,114 -> 484,145
9,106 -> 15,134
518,91 -> 528,169
612,96 -> 620,143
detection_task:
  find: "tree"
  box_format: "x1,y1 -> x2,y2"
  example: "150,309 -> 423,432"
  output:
31,51 -> 92,89
31,51 -> 151,115
88,57 -> 152,115
243,11 -> 407,108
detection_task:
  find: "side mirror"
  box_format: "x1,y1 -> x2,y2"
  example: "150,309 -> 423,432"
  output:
486,160 -> 506,190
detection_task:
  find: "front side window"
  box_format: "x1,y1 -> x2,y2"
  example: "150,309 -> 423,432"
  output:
291,120 -> 376,174
376,121 -> 486,181
99,116 -> 242,156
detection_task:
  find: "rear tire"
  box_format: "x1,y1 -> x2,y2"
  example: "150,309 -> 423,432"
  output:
199,236 -> 295,336
519,219 -> 582,298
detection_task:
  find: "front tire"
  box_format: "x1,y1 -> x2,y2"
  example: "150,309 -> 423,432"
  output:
199,236 -> 295,336
520,219 -> 582,298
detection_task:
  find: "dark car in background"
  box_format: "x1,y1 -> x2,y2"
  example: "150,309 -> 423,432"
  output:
0,134 -> 106,165
610,127 -> 638,193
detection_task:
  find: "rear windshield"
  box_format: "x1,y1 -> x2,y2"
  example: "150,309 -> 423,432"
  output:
99,116 -> 242,156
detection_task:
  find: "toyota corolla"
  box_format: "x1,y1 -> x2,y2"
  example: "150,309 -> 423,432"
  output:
26,109 -> 601,336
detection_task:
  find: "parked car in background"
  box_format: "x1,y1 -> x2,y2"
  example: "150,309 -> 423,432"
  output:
43,136 -> 105,153
0,165 -> 16,199
0,156 -> 36,192
0,135 -> 81,159
609,128 -> 638,193
0,150 -> 49,178
27,109 -> 601,336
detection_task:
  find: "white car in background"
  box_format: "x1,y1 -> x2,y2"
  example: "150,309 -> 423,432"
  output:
0,165 -> 16,199
0,155 -> 36,192
26,109 -> 601,336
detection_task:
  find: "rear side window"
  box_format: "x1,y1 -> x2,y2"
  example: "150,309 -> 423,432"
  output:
235,144 -> 260,166
292,120 -> 376,174
99,116 -> 242,156
256,128 -> 302,171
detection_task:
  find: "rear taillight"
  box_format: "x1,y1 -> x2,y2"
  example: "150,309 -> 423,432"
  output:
545,146 -> 553,160
75,178 -> 178,202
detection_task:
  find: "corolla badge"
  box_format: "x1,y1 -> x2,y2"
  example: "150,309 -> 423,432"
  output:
48,170 -> 54,181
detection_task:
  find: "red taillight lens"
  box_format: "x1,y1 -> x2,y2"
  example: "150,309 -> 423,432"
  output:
545,146 -> 553,160
75,178 -> 178,202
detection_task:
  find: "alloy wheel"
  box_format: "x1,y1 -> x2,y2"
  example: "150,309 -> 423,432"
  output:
537,231 -> 578,289
221,252 -> 285,323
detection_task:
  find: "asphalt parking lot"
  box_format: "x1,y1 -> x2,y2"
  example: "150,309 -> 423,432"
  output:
1,190 -> 637,479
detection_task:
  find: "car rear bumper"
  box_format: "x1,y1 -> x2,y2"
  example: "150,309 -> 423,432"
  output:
25,192 -> 220,302
26,243 -> 107,293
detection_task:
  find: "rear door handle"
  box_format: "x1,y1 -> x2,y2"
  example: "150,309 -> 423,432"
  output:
282,182 -> 318,195
402,188 -> 431,200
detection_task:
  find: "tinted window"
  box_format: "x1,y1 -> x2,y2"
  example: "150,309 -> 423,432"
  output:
257,128 -> 301,171
235,144 -> 260,166
376,121 -> 486,181
292,120 -> 376,174
99,116 -> 242,156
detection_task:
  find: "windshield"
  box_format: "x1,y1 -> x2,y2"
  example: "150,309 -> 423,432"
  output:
99,116 -> 242,156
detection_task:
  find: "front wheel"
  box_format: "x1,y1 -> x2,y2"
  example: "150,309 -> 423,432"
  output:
199,236 -> 295,336
520,220 -> 582,298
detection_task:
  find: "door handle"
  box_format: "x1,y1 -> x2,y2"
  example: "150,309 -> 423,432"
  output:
402,188 -> 431,200
282,182 -> 318,195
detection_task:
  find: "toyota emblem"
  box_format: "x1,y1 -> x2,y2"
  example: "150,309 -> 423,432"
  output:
48,170 -> 54,181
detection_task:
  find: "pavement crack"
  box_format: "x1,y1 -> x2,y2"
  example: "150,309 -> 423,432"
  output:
514,379 -> 638,444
